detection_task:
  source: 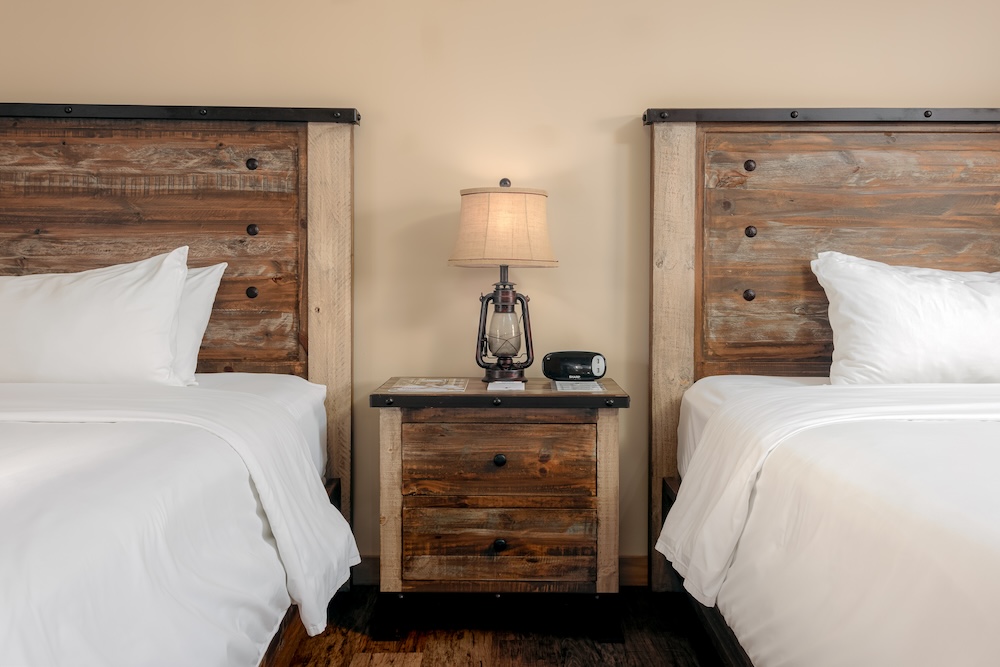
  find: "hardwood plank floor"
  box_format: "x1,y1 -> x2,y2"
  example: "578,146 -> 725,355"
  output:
276,586 -> 723,667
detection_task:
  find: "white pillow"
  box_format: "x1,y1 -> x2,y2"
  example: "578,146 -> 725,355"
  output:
0,247 -> 189,385
811,251 -> 1000,384
175,263 -> 228,386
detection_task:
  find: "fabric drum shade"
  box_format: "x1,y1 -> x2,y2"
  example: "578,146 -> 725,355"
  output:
449,186 -> 558,268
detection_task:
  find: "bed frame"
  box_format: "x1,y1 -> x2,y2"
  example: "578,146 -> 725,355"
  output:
645,107 -> 1000,664
0,103 -> 358,663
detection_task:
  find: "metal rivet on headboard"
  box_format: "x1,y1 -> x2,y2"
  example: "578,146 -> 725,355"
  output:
64,107 -> 73,114
199,109 -> 208,116
790,110 -> 799,119
744,159 -> 756,172
924,110 -> 933,118
660,111 -> 669,119
246,224 -> 259,236
745,226 -> 757,238
246,286 -> 259,299
246,158 -> 259,170
743,289 -> 756,301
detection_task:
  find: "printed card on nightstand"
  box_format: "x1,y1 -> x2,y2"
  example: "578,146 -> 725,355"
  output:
389,378 -> 469,392
553,381 -> 605,392
486,381 -> 526,391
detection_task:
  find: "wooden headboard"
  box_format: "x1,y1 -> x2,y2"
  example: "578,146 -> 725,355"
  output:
645,107 -> 1000,590
0,103 -> 358,522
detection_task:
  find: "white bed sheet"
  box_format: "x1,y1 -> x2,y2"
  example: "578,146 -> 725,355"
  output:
195,372 -> 328,476
658,382 -> 1000,667
678,375 -> 828,477
0,382 -> 360,667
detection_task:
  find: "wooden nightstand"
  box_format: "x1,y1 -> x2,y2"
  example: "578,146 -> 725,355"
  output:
370,377 -> 629,595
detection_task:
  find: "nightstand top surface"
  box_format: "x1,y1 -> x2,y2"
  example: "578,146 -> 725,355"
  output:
369,377 -> 629,409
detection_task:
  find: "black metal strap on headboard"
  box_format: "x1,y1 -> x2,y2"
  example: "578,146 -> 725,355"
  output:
642,107 -> 1000,124
0,103 -> 361,124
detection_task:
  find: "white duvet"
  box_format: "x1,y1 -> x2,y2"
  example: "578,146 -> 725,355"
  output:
657,383 -> 1000,667
0,383 -> 360,667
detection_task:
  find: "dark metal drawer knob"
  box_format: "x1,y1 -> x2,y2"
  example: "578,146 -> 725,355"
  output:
247,223 -> 259,236
246,157 -> 259,170
493,453 -> 507,467
743,289 -> 756,301
493,538 -> 508,552
743,159 -> 756,172
745,225 -> 757,238
246,286 -> 259,299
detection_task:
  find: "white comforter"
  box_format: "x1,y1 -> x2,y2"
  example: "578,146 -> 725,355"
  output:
657,383 -> 1000,667
0,383 -> 360,667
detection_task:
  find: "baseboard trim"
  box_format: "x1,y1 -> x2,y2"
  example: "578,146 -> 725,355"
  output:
351,555 -> 649,588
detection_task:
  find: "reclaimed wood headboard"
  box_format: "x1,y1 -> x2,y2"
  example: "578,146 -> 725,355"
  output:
0,103 -> 358,522
645,107 -> 1000,591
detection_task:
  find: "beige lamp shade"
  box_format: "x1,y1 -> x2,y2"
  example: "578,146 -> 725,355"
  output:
449,186 -> 558,268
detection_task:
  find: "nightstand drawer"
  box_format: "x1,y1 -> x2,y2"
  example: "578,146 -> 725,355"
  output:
401,423 -> 596,497
402,507 -> 597,582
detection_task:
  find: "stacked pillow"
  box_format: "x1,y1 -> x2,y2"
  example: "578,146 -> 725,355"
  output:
0,247 -> 226,386
811,251 -> 1000,384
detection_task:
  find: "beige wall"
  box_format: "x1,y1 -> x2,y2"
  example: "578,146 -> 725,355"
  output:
5,0 -> 1000,565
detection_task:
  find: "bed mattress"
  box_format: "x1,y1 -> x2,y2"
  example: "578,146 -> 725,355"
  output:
659,382 -> 1000,667
0,379 -> 359,667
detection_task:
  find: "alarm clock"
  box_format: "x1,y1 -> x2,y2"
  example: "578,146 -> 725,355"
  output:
542,351 -> 607,381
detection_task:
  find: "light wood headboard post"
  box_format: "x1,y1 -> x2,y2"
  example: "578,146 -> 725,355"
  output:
649,121 -> 697,592
307,122 -> 355,524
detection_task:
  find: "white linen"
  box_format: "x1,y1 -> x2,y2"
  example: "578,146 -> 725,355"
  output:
0,384 -> 360,667
0,247 -> 189,385
658,383 -> 1000,605
718,419 -> 1000,667
175,262 -> 228,385
195,372 -> 328,476
677,375 -> 828,477
811,250 -> 1000,384
657,383 -> 1000,666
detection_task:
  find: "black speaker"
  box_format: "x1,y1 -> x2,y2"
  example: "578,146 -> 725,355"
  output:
542,351 -> 606,381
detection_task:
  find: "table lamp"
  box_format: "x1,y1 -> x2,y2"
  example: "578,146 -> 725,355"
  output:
449,178 -> 558,382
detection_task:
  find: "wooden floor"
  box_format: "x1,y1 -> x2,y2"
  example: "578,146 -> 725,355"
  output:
273,586 -> 723,667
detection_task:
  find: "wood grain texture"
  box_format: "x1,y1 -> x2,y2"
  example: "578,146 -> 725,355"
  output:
401,422 -> 597,497
273,585 -> 714,667
374,381 -> 627,596
698,124 -> 1000,378
307,122 -> 355,522
649,122 -> 696,592
596,408 -> 620,593
0,117 -> 309,374
380,408 -> 404,593
402,507 -> 597,584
